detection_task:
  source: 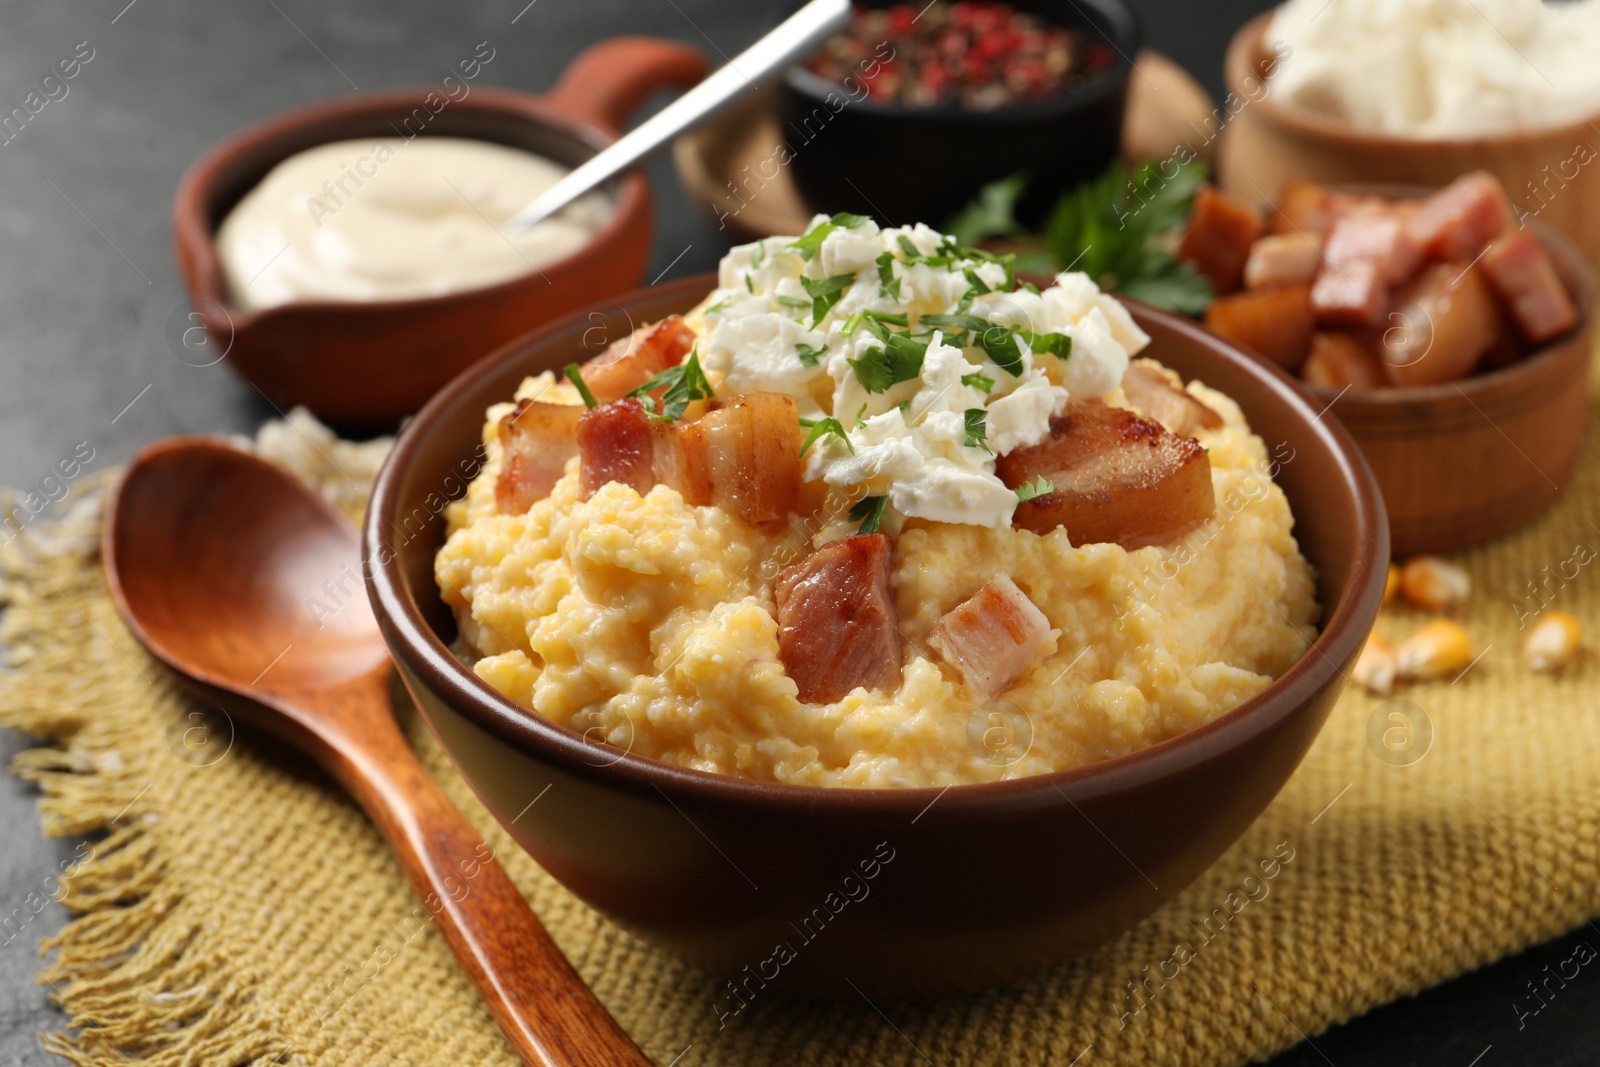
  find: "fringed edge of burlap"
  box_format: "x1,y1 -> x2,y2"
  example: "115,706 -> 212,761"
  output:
0,472 -> 288,1067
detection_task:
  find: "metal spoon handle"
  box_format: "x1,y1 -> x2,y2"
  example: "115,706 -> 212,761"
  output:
508,0 -> 849,232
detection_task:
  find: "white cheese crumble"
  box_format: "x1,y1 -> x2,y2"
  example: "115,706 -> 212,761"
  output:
699,214 -> 1149,529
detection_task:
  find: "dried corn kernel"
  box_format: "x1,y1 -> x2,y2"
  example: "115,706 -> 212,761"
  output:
1383,564 -> 1401,607
1396,620 -> 1475,681
1352,633 -> 1397,695
1400,556 -> 1471,613
1523,611 -> 1583,672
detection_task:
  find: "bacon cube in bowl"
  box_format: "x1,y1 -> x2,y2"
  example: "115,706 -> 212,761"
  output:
1310,259 -> 1388,329
996,397 -> 1215,550
1177,185 -> 1265,294
1480,230 -> 1579,344
927,573 -> 1054,699
773,534 -> 901,704
1302,332 -> 1387,391
1376,263 -> 1500,387
1204,284 -> 1315,371
1323,208 -> 1422,285
1244,233 -> 1323,290
1405,172 -> 1513,263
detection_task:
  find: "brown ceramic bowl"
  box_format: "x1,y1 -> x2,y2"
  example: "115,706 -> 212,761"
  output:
364,275 -> 1388,999
1304,218 -> 1595,557
173,38 -> 707,428
1217,11 -> 1600,258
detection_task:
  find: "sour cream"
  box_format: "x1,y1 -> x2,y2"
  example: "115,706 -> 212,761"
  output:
217,137 -> 612,309
1266,0 -> 1600,138
696,216 -> 1149,530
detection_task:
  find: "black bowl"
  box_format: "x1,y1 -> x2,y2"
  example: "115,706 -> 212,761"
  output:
777,0 -> 1140,228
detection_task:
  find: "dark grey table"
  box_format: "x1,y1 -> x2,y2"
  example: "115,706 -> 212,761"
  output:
1,2 -> 1596,1064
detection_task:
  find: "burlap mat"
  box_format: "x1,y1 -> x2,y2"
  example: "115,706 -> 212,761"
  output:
3,383 -> 1599,1067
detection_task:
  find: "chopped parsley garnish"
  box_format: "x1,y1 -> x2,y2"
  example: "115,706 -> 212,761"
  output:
849,494 -> 889,535
798,417 -> 854,457
1014,475 -> 1054,503
627,350 -> 714,421
842,311 -> 866,336
963,408 -> 991,452
787,212 -> 870,260
703,296 -> 733,315
744,272 -> 754,293
876,252 -> 901,301
962,266 -> 991,295
962,372 -> 995,394
920,314 -> 1024,376
854,402 -> 869,428
896,233 -> 921,259
795,342 -> 828,368
563,363 -> 599,408
848,331 -> 927,393
777,294 -> 811,309
800,272 -> 856,327
863,309 -> 909,327
750,242 -> 765,270
1017,328 -> 1072,360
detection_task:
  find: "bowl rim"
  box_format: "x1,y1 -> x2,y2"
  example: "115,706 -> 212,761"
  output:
171,83 -> 651,327
1227,10 -> 1600,150
780,0 -> 1141,123
364,272 -> 1388,813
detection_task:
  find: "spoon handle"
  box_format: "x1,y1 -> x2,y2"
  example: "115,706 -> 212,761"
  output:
327,678 -> 649,1067
507,0 -> 850,231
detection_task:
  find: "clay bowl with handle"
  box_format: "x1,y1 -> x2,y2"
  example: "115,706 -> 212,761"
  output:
363,273 -> 1388,1000
172,37 -> 707,430
1216,11 -> 1600,258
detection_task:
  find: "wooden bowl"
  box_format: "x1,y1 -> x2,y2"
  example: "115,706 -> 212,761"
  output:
1304,221 -> 1594,557
172,38 -> 707,429
364,274 -> 1388,999
1217,11 -> 1600,259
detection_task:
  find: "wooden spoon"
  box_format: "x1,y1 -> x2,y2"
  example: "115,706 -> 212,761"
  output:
102,436 -> 648,1067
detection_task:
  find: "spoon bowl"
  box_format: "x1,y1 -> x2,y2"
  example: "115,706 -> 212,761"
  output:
103,436 -> 649,1067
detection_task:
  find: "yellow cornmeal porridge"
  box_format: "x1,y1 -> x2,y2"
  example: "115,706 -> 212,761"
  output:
437,216 -> 1318,787
436,371 -> 1317,788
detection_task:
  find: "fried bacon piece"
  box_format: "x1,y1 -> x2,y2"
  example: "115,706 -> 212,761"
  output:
1405,172 -> 1512,263
927,573 -> 1053,698
1121,364 -> 1223,438
580,317 -> 697,401
996,397 -> 1215,550
577,397 -> 657,497
774,534 -> 902,703
1303,332 -> 1388,390
1323,208 -> 1423,285
1310,258 -> 1389,329
696,393 -> 804,524
575,392 -> 803,524
1479,230 -> 1578,344
1378,263 -> 1501,386
1205,284 -> 1315,372
1244,233 -> 1323,290
1177,185 -> 1265,295
494,399 -> 582,514
1268,181 -> 1340,237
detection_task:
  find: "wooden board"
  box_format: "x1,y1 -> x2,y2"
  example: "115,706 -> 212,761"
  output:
673,50 -> 1217,240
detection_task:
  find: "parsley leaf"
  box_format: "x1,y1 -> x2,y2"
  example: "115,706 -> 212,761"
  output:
849,494 -> 889,535
896,234 -> 921,259
962,372 -> 995,394
1014,475 -> 1054,503
921,314 -> 1024,376
945,172 -> 1028,247
963,408 -> 991,452
795,342 -> 828,368
777,294 -> 811,309
563,363 -> 599,409
744,273 -> 754,293
876,252 -> 902,301
863,309 -> 909,327
627,350 -> 714,421
788,213 -> 870,260
848,332 -> 927,393
962,266 -> 991,295
800,272 -> 857,327
1016,328 -> 1072,360
854,402 -> 868,428
798,417 -> 854,457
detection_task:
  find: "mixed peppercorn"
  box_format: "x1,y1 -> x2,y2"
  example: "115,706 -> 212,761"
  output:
807,1 -> 1114,110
